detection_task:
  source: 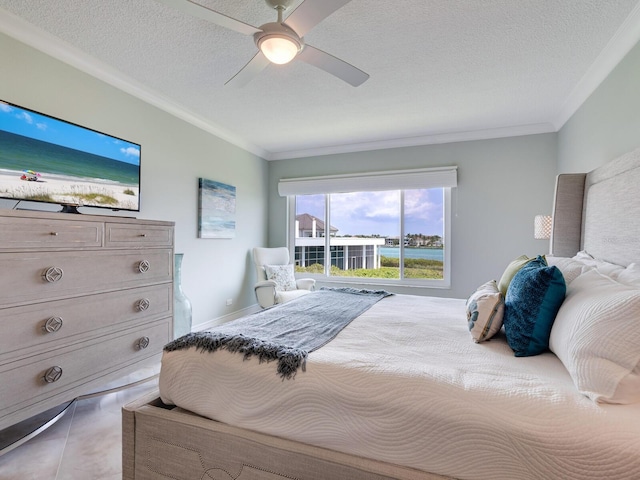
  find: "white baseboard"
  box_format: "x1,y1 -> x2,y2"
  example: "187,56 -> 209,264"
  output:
192,304 -> 261,332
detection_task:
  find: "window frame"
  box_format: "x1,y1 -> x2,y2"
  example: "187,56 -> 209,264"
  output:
286,187 -> 452,289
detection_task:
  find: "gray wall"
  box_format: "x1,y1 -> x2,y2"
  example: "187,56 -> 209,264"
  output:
0,33 -> 269,329
268,134 -> 558,299
558,39 -> 640,173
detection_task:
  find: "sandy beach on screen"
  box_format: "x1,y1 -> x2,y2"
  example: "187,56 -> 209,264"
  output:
0,169 -> 139,210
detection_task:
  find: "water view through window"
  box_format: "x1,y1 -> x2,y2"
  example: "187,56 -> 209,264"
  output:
294,189 -> 445,281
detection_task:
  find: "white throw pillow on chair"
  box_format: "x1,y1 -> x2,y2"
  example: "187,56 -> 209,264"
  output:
264,264 -> 297,291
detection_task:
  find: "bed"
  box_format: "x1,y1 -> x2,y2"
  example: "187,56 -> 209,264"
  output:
123,148 -> 640,480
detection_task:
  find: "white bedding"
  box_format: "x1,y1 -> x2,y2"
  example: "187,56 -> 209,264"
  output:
159,294 -> 640,480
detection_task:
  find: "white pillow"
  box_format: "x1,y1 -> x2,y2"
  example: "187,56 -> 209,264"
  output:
617,263 -> 640,287
573,250 -> 595,262
546,256 -> 591,284
549,269 -> 640,404
466,280 -> 504,343
264,264 -> 297,292
571,250 -> 625,279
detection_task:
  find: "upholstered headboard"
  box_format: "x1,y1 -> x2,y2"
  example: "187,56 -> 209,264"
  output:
550,147 -> 640,266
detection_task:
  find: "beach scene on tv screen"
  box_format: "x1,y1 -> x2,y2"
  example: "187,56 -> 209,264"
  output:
0,101 -> 140,211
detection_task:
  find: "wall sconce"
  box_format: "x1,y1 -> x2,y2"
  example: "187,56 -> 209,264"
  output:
534,215 -> 552,240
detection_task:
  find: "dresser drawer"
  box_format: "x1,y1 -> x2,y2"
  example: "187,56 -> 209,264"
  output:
106,223 -> 174,248
0,249 -> 172,308
0,318 -> 170,424
0,284 -> 172,362
0,215 -> 103,250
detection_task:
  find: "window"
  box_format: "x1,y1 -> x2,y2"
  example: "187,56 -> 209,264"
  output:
280,167 -> 456,287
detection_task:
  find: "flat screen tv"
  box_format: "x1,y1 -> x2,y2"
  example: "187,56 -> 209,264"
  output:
0,99 -> 141,213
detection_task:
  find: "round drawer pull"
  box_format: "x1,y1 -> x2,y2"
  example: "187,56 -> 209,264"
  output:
139,233 -> 147,237
137,260 -> 150,273
43,316 -> 64,333
135,336 -> 150,350
49,232 -> 59,236
42,266 -> 64,283
136,298 -> 151,311
43,366 -> 63,383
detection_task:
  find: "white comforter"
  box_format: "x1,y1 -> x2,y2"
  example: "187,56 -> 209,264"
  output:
159,294 -> 640,480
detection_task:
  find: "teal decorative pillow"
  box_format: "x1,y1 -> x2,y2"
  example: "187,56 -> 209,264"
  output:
466,280 -> 505,343
503,256 -> 566,357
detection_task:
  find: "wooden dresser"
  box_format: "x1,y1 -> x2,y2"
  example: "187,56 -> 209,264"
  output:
0,209 -> 174,431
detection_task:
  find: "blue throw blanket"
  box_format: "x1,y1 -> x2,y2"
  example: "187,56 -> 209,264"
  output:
164,287 -> 392,379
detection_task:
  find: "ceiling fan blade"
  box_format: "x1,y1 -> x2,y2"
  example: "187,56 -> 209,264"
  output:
284,0 -> 352,37
156,0 -> 261,36
225,51 -> 271,88
297,45 -> 369,87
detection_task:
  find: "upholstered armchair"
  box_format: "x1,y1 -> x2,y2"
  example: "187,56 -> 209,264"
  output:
252,247 -> 316,308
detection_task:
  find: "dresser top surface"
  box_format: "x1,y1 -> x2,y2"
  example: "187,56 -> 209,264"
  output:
0,208 -> 174,227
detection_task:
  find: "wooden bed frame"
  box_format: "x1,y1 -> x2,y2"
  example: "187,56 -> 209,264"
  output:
123,390 -> 449,480
123,147 -> 640,480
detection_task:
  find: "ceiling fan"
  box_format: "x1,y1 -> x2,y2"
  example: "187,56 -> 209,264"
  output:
158,0 -> 369,87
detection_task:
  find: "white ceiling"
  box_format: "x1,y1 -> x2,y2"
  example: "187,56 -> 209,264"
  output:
1,0 -> 640,160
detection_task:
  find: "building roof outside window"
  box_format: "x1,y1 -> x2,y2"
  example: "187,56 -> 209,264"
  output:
296,213 -> 338,237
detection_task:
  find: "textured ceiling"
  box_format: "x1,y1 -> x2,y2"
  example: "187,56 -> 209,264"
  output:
1,0 -> 639,160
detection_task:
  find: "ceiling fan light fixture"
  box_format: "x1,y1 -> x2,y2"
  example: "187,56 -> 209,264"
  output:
258,34 -> 300,64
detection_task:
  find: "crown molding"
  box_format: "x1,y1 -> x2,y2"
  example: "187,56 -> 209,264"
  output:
552,2 -> 640,130
265,123 -> 556,160
0,7 -> 269,160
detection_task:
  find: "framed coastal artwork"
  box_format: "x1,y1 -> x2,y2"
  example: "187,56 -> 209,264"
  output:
198,178 -> 236,239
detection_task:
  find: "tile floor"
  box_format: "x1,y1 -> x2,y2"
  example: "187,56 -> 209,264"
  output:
0,378 -> 158,480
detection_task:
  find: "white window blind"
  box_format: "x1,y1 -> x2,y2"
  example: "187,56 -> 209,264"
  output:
278,166 -> 457,196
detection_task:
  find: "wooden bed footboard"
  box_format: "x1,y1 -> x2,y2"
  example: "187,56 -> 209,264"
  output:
122,390 -> 452,480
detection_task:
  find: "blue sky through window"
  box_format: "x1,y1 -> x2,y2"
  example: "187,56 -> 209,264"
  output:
296,189 -> 444,237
